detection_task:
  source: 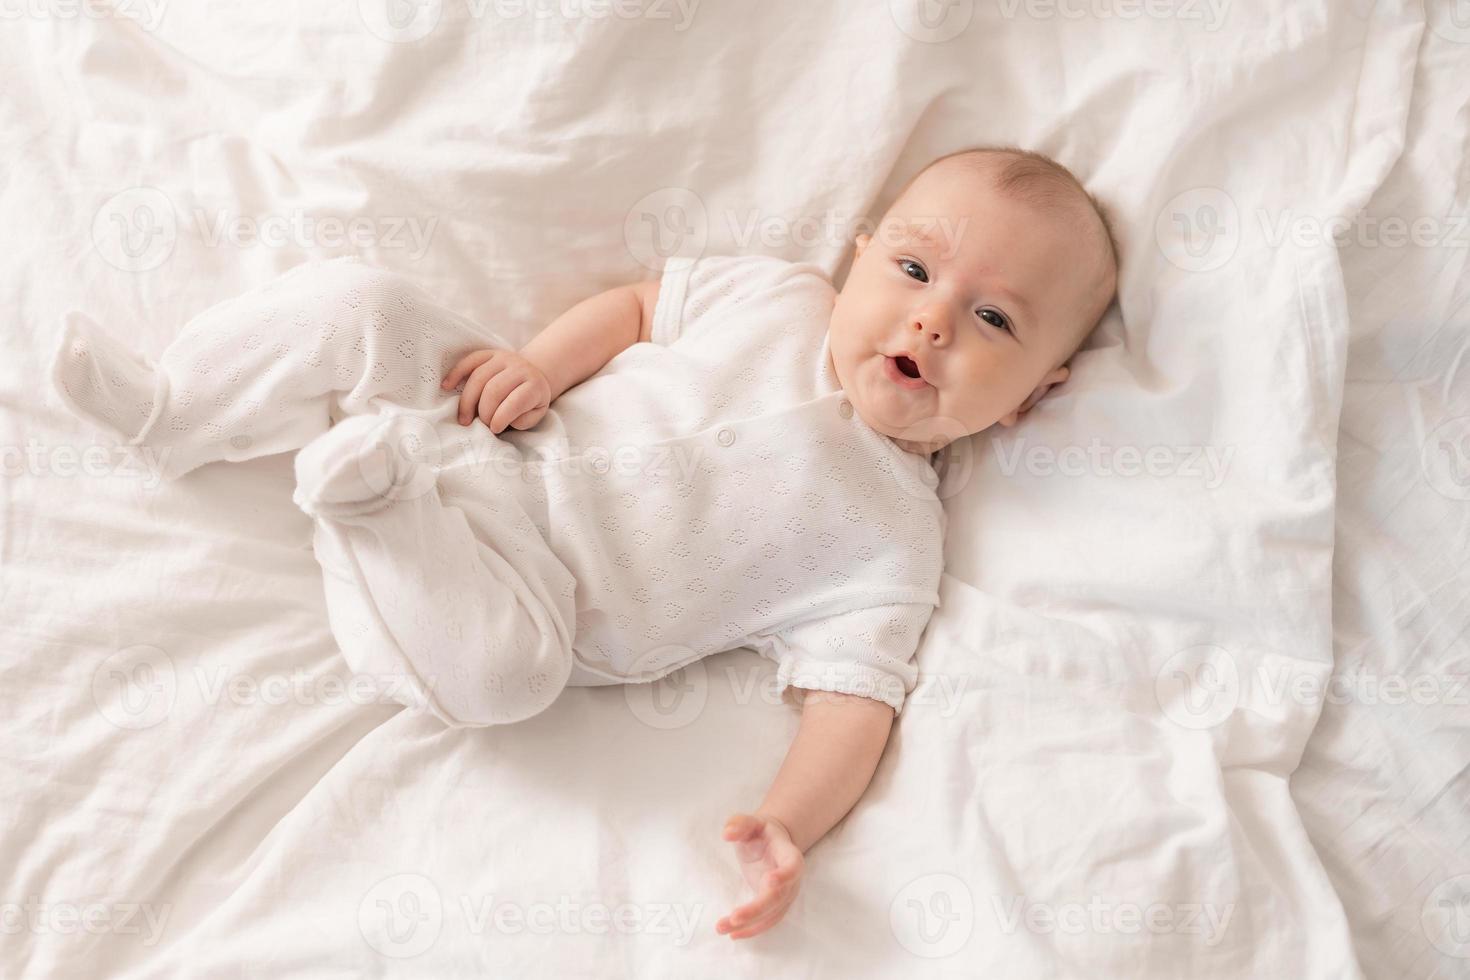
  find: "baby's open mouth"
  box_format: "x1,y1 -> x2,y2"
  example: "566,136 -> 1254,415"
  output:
884,353 -> 930,392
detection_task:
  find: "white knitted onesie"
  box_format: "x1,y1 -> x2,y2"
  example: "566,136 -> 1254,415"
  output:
52,253 -> 948,725
51,256 -> 579,727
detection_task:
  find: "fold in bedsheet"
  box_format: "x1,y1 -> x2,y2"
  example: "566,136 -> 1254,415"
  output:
1292,13 -> 1470,977
0,3 -> 1432,977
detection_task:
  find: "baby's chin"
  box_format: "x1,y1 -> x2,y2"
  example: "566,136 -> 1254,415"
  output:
852,397 -> 980,452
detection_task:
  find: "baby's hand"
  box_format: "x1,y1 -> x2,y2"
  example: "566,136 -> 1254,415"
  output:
441,349 -> 551,434
716,812 -> 804,940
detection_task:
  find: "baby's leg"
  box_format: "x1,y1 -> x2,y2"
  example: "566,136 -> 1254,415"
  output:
294,411 -> 578,728
50,257 -> 492,481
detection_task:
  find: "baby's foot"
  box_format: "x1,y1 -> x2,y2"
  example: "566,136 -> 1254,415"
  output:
51,311 -> 164,444
293,412 -> 440,519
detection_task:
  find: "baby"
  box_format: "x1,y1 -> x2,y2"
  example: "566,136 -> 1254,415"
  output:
50,145 -> 1117,940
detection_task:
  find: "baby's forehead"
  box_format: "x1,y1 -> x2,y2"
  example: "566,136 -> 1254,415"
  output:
869,213 -> 969,256
896,158 -> 1097,236
875,187 -> 1082,262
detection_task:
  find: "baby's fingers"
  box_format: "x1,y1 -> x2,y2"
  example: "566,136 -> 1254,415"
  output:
719,876 -> 798,938
459,360 -> 507,424
722,813 -> 762,842
474,367 -> 525,430
723,896 -> 794,940
488,381 -> 541,434
724,869 -> 792,924
442,349 -> 496,391
508,405 -> 547,431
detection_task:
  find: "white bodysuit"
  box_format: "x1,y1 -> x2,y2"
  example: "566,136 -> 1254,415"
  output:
50,254 -> 945,727
520,253 -> 946,710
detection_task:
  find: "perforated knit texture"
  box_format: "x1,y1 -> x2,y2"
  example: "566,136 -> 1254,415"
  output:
54,257 -> 487,481
52,257 -> 579,728
509,254 -> 946,713
52,253 -> 946,718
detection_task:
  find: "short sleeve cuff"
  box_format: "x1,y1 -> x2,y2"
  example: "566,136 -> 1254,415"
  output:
649,255 -> 697,347
775,659 -> 912,715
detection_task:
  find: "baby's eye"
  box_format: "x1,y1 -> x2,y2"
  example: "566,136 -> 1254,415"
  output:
898,259 -> 929,283
977,308 -> 1012,333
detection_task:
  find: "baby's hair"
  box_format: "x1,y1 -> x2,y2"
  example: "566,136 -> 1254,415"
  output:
894,145 -> 1120,355
899,144 -> 1119,277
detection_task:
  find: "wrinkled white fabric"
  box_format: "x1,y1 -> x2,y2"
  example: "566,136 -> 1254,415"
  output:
3,3 -> 1432,976
51,253 -> 946,719
53,256 -> 581,727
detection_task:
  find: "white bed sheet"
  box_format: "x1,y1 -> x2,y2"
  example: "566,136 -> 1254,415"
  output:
1291,8 -> 1470,979
0,2 -> 1429,977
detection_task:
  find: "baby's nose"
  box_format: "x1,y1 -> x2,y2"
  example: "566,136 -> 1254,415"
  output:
912,314 -> 948,341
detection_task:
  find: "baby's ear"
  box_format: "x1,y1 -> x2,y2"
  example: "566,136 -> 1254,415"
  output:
999,365 -> 1071,427
1042,365 -> 1070,390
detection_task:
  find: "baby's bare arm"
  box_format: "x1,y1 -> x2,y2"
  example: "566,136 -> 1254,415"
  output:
756,691 -> 896,852
443,277 -> 660,432
520,277 -> 661,402
716,691 -> 895,938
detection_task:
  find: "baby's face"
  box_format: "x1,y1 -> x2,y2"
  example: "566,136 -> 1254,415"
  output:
827,167 -> 1110,454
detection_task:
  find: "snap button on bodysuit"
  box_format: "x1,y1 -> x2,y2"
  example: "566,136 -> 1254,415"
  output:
838,399 -> 853,419
716,427 -> 735,447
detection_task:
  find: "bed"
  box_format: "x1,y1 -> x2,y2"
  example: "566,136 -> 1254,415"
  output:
2,1 -> 1464,977
1291,6 -> 1470,977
